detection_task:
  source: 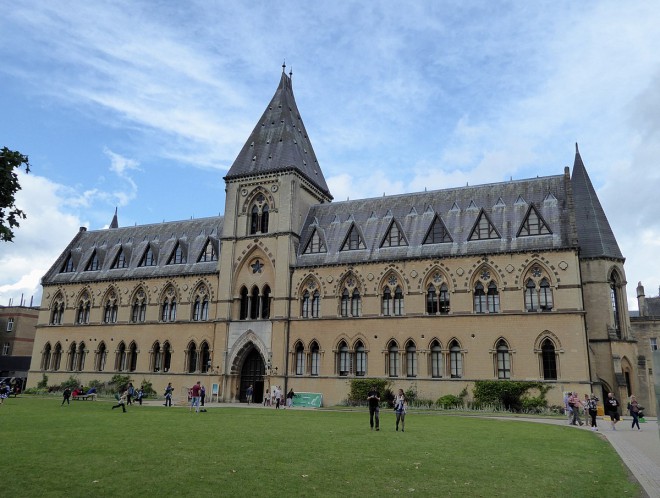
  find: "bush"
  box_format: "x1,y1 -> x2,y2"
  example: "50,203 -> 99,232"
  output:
436,394 -> 463,409
473,381 -> 552,413
60,376 -> 81,390
347,379 -> 392,406
108,374 -> 132,392
37,374 -> 48,389
87,379 -> 107,393
140,379 -> 157,397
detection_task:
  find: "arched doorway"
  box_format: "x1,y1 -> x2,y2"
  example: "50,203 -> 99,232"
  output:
240,349 -> 265,403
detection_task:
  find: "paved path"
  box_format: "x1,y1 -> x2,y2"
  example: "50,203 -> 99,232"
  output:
144,400 -> 659,497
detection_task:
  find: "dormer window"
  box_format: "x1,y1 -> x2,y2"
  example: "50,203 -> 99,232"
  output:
139,245 -> 156,267
61,254 -> 75,273
85,251 -> 100,271
167,242 -> 186,265
112,248 -> 128,269
198,239 -> 217,262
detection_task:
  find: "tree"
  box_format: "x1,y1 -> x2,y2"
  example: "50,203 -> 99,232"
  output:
0,147 -> 30,242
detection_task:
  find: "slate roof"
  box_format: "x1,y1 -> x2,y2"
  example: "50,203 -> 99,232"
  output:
296,174 -> 575,266
570,145 -> 623,260
645,297 -> 660,317
224,71 -> 332,199
42,217 -> 223,285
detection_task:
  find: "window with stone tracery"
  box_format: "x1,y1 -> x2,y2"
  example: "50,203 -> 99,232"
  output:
249,194 -> 270,234
76,292 -> 91,324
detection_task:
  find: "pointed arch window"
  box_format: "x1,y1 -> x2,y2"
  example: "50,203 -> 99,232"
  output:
449,341 -> 462,378
338,341 -> 350,376
249,194 -> 270,234
496,339 -> 511,379
167,242 -> 186,265
112,248 -> 128,269
51,298 -> 65,325
518,205 -> 551,236
41,343 -> 52,371
525,279 -> 539,312
116,342 -> 127,371
341,225 -> 366,251
52,343 -> 62,371
311,290 -> 320,318
75,342 -> 86,371
162,342 -> 172,372
609,272 -> 622,338
161,290 -> 177,322
85,251 -> 100,271
382,287 -> 392,316
388,342 -> 399,377
104,297 -> 118,324
430,341 -> 442,378
239,287 -> 249,320
469,211 -> 500,240
139,245 -> 156,266
304,229 -> 326,254
250,286 -> 259,319
200,342 -> 211,373
192,286 -> 210,321
427,284 -> 438,314
406,341 -> 417,378
438,283 -> 450,314
128,342 -> 138,372
76,296 -> 91,324
151,341 -> 161,373
131,291 -> 147,323
341,288 -> 350,317
295,342 -> 305,375
474,282 -> 487,313
539,278 -> 553,311
355,341 -> 366,376
487,282 -> 500,313
301,290 -> 311,318
394,286 -> 404,316
198,239 -> 217,262
423,215 -> 452,244
351,289 -> 362,317
61,254 -> 75,273
310,342 -> 320,376
261,285 -> 271,319
540,338 -> 557,380
187,341 -> 198,373
95,342 -> 107,371
381,221 -> 407,247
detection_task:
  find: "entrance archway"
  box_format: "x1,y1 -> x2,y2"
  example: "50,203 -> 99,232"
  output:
240,349 -> 265,403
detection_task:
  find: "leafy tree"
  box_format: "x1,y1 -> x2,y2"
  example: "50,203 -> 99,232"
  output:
0,147 -> 31,242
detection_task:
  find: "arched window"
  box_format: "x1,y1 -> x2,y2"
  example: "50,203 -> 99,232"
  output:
430,341 -> 442,378
261,285 -> 271,319
116,342 -> 127,371
609,272 -> 622,338
439,283 -> 450,314
95,342 -> 107,372
76,294 -> 91,324
52,343 -> 62,371
67,342 -> 76,371
192,286 -> 210,321
261,204 -> 269,233
310,342 -> 320,376
487,282 -> 500,313
355,341 -> 366,377
76,342 -> 86,371
450,341 -> 462,378
249,194 -> 270,234
187,341 -> 197,373
539,278 -> 553,311
239,287 -> 249,320
406,341 -> 417,378
41,343 -> 52,371
104,296 -> 118,324
151,341 -> 161,373
200,342 -> 211,373
250,205 -> 259,234
525,279 -> 539,311
341,288 -> 350,317
496,340 -> 511,379
338,341 -> 349,376
162,342 -> 172,372
161,288 -> 177,322
301,290 -> 310,318
250,286 -> 259,319
351,289 -> 361,317
388,342 -> 399,377
474,282 -> 486,313
311,290 -> 320,318
295,342 -> 305,375
382,287 -> 392,316
393,286 -> 404,316
51,297 -> 65,325
128,342 -> 138,372
427,284 -> 437,314
541,338 -> 557,380
131,290 -> 147,323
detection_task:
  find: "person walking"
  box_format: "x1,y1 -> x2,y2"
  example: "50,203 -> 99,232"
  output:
111,389 -> 128,412
568,392 -> 584,426
246,385 -> 253,405
164,382 -> 174,407
628,395 -> 641,431
586,394 -> 599,431
264,389 -> 270,406
200,385 -> 206,407
126,383 -> 134,405
605,392 -> 620,430
287,388 -> 295,408
190,381 -> 201,413
367,385 -> 380,431
135,387 -> 144,406
563,391 -> 573,425
61,387 -> 72,406
394,389 -> 407,432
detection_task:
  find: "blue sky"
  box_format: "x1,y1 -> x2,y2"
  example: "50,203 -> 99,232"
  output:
1,1 -> 660,310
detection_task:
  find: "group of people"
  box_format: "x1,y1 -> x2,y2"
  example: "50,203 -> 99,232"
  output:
262,386 -> 295,408
367,386 -> 408,432
564,391 -> 645,431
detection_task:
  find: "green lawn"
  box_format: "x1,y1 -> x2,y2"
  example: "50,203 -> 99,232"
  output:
1,397 -> 640,497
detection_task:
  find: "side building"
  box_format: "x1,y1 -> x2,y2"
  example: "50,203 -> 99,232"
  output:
1,303 -> 39,389
28,70 -> 652,412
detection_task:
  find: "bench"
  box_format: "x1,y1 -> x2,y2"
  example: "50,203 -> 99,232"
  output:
72,394 -> 97,401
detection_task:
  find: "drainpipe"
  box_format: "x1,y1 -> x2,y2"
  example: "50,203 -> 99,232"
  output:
284,267 -> 294,395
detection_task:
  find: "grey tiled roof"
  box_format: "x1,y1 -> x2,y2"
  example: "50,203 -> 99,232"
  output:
571,145 -> 623,260
224,72 -> 332,199
296,174 -> 575,266
42,217 -> 223,285
646,297 -> 660,317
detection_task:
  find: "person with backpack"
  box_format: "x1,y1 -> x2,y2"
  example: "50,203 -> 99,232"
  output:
126,383 -> 135,405
135,387 -> 144,406
163,383 -> 173,407
586,394 -> 599,431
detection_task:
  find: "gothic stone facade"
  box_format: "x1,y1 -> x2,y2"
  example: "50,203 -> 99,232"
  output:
29,72 -> 651,412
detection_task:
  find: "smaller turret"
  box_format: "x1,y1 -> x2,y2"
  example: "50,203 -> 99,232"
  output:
637,281 -> 647,317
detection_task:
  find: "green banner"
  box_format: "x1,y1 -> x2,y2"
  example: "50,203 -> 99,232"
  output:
292,392 -> 323,408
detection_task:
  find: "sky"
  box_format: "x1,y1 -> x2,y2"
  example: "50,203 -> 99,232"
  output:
1,1 -> 660,311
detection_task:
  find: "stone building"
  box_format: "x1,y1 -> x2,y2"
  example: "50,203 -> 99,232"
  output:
28,69 -> 652,412
1,303 -> 38,387
630,282 -> 660,414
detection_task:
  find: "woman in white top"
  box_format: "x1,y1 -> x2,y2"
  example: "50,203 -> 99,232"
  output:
394,389 -> 407,432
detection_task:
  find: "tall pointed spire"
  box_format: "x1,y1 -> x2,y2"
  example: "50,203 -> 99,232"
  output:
224,70 -> 332,199
571,144 -> 623,260
109,207 -> 119,229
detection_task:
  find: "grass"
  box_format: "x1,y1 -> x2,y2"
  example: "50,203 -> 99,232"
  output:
1,397 -> 640,497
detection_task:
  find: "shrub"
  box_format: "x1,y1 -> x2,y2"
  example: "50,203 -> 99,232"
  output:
37,374 -> 48,389
60,376 -> 81,390
473,381 -> 552,413
140,379 -> 157,397
437,394 -> 463,409
347,379 -> 392,406
108,374 -> 132,392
